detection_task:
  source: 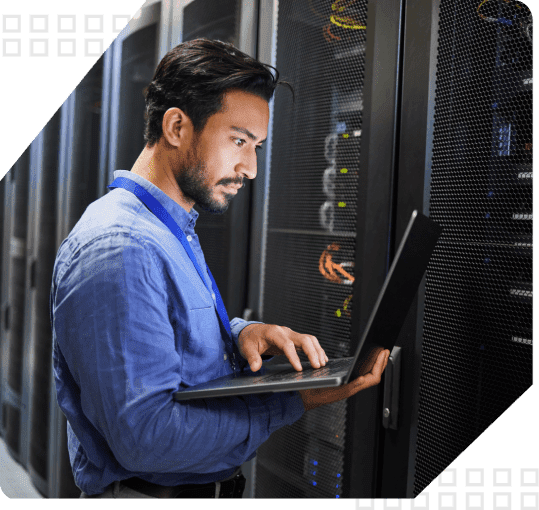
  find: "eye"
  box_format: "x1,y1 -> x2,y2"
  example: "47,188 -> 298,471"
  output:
233,138 -> 262,151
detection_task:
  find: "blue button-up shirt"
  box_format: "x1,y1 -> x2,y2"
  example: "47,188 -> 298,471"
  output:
50,170 -> 305,496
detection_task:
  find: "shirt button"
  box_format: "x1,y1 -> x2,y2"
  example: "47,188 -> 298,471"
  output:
212,292 -> 216,300
224,354 -> 228,361
186,235 -> 192,242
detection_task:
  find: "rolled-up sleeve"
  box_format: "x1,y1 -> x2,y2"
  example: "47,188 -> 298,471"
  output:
52,231 -> 304,475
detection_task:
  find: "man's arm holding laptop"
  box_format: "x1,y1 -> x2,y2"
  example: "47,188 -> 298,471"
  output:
299,347 -> 389,411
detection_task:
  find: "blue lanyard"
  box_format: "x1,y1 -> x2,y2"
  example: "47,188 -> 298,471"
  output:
108,176 -> 240,373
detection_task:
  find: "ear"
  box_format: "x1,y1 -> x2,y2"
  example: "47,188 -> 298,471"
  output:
161,107 -> 193,148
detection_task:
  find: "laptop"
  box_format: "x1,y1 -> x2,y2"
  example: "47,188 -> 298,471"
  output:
173,210 -> 442,401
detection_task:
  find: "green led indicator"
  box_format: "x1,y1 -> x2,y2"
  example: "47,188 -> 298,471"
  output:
340,168 -> 348,174
338,202 -> 346,208
342,133 -> 349,139
335,309 -> 342,317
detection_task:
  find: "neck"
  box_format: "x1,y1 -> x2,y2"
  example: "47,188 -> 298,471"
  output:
131,143 -> 194,213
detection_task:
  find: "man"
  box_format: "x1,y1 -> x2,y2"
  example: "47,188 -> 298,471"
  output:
50,38 -> 389,499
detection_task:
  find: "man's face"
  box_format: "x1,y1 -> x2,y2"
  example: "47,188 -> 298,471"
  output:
176,89 -> 269,214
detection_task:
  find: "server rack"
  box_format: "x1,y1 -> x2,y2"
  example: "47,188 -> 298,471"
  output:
248,0 -> 405,498
0,166 -> 14,446
22,111 -> 62,497
1,148 -> 31,466
380,0 -> 533,498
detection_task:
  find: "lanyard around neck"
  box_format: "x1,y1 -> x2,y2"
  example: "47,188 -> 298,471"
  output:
108,176 -> 240,372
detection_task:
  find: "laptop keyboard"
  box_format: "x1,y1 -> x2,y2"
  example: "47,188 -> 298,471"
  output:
258,358 -> 354,383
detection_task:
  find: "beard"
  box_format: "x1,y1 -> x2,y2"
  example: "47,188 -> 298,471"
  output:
176,144 -> 242,215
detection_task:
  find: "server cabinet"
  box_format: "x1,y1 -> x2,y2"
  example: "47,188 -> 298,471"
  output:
0,179 -> 3,342
0,166 -> 15,443
21,111 -> 63,497
106,0 -> 161,187
0,175 -> 3,441
249,0 -> 404,498
1,148 -> 31,465
0,169 -> 12,442
0,177 -> 4,425
97,2 -> 167,197
380,0 -> 533,497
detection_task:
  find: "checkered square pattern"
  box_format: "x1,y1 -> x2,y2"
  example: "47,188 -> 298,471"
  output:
1,13 -> 131,59
356,467 -> 539,510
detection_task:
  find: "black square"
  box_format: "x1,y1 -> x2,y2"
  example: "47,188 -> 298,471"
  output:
60,18 -> 73,30
6,41 -> 17,54
524,471 -> 535,483
442,496 -> 453,506
88,41 -> 99,53
60,41 -> 73,53
442,471 -> 453,483
524,496 -> 535,506
496,496 -> 509,506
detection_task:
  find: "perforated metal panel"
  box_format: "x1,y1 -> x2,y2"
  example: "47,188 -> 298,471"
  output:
255,0 -> 368,498
414,0 -> 532,495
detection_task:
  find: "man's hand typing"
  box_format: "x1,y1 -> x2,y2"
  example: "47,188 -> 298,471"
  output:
238,324 -> 328,372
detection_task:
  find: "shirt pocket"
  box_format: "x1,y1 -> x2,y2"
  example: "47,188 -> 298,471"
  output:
182,305 -> 224,386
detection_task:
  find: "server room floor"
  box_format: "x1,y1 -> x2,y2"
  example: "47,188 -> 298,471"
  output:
0,438 -> 43,498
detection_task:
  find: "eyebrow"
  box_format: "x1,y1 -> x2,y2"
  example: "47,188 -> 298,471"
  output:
230,126 -> 267,144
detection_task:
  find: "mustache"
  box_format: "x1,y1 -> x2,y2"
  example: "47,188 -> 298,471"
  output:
219,179 -> 244,188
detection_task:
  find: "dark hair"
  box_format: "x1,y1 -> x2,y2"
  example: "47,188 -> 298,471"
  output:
143,38 -> 294,147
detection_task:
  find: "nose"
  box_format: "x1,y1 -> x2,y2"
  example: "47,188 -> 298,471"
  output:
236,147 -> 258,180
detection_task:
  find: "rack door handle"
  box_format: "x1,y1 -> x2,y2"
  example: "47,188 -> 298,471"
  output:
382,346 -> 401,430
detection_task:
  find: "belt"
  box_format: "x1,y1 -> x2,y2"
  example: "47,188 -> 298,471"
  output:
120,470 -> 246,498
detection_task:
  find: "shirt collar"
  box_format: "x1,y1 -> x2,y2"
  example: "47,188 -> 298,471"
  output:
112,170 -> 199,232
